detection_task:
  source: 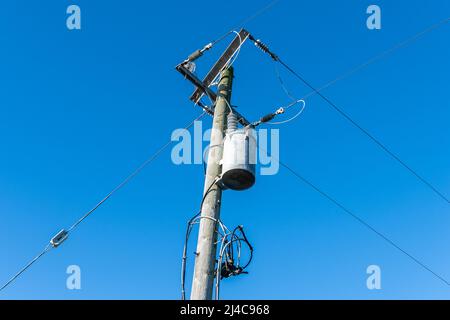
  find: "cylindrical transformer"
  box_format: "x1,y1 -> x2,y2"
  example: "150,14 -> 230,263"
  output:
221,126 -> 257,191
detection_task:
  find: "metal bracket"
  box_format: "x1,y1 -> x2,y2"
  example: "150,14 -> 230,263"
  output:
190,29 -> 250,103
176,29 -> 251,127
176,64 -> 218,103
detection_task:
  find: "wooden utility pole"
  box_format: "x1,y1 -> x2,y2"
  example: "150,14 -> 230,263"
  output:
190,67 -> 233,300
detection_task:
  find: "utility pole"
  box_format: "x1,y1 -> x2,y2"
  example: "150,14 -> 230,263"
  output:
190,67 -> 233,300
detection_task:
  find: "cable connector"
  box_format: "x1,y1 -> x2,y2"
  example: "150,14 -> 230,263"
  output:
275,107 -> 284,115
252,107 -> 284,127
237,225 -> 253,251
203,42 -> 213,51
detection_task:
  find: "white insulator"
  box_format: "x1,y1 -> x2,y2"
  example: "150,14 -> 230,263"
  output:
227,112 -> 238,134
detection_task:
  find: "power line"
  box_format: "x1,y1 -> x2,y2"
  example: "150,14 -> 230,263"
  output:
278,159 -> 450,287
212,0 -> 282,46
0,112 -> 207,293
277,57 -> 450,204
233,0 -> 281,30
270,17 -> 450,203
248,17 -> 450,203
301,17 -> 450,101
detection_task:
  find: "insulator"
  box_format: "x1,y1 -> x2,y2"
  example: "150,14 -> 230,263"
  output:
254,39 -> 270,54
253,39 -> 278,61
227,112 -> 238,134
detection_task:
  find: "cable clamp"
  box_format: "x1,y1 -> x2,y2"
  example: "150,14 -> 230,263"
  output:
203,42 -> 213,52
275,107 -> 285,115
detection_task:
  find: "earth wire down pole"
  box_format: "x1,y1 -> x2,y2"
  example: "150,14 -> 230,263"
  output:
190,67 -> 233,300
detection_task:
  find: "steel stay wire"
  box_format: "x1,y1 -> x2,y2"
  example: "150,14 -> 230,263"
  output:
0,111 -> 207,293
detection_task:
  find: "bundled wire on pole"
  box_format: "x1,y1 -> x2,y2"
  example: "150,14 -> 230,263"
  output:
181,180 -> 254,301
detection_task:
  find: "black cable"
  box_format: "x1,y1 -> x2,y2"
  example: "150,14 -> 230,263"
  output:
221,226 -> 253,279
233,226 -> 253,270
277,58 -> 450,205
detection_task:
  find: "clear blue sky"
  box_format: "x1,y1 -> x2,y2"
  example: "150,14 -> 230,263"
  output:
1,0 -> 449,299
